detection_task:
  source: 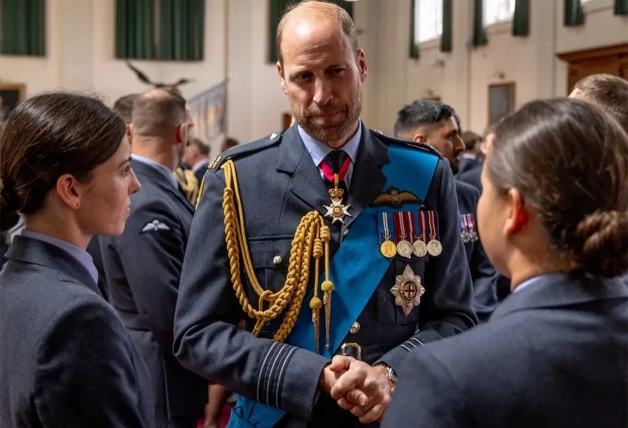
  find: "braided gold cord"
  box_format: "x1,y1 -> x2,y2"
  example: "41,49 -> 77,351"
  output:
175,167 -> 200,205
221,160 -> 334,344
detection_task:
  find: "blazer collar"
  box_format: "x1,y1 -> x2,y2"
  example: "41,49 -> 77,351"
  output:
6,235 -> 101,296
491,271 -> 628,321
276,123 -> 389,226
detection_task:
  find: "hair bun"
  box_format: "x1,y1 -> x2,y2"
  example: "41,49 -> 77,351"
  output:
576,210 -> 628,278
0,178 -> 21,232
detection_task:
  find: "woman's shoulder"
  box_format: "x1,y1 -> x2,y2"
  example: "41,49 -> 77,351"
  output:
2,262 -> 118,338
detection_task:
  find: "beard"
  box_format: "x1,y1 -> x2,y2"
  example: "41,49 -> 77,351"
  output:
291,87 -> 363,145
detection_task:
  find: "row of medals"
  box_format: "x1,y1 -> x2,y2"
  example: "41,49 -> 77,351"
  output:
380,236 -> 442,259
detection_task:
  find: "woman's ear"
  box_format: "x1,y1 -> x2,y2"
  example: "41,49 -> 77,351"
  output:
504,188 -> 529,235
55,174 -> 83,210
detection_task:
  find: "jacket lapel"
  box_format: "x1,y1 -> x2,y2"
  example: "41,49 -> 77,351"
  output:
277,126 -> 330,216
276,125 -> 390,224
344,128 -> 389,229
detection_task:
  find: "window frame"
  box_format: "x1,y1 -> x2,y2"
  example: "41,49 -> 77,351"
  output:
414,0 -> 444,45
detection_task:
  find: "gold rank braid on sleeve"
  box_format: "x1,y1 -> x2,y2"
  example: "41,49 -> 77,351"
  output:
220,160 -> 334,350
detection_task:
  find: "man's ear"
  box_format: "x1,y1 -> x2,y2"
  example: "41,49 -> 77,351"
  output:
357,49 -> 367,83
175,124 -> 187,144
277,61 -> 288,95
412,133 -> 427,144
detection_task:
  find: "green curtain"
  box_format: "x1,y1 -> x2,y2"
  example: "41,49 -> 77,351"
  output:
472,0 -> 487,46
614,0 -> 628,15
409,0 -> 419,59
0,0 -> 45,56
158,0 -> 205,60
441,0 -> 452,52
269,0 -> 354,63
269,0 -> 291,63
115,0 -> 155,59
328,0 -> 353,16
512,0 -> 530,36
564,0 -> 584,26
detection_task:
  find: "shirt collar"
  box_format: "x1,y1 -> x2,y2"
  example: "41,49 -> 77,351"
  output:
191,158 -> 209,173
132,154 -> 178,189
20,229 -> 99,286
514,273 -> 566,293
298,122 -> 362,168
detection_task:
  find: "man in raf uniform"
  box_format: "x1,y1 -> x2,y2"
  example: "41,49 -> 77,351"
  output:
174,2 -> 476,427
100,89 -> 206,428
86,93 -> 139,301
395,100 -> 500,320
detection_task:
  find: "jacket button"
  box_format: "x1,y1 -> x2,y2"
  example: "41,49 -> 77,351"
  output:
343,228 -> 349,237
273,256 -> 282,266
349,321 -> 360,334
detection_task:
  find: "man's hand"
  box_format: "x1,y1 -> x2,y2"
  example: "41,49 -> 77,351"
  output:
318,356 -> 368,406
330,360 -> 393,424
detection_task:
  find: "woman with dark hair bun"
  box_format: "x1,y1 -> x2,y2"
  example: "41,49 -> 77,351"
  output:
383,98 -> 628,428
0,92 -> 155,427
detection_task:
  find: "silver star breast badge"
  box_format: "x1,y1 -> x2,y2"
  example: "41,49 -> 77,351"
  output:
390,265 -> 425,316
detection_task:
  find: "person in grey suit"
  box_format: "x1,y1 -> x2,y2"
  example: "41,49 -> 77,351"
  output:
182,137 -> 210,184
456,131 -> 482,175
100,89 -> 207,428
382,98 -> 628,428
0,92 -> 153,427
173,2 -> 476,427
457,123 -> 495,194
394,101 -> 500,321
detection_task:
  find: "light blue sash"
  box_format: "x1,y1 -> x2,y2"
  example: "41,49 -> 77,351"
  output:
228,144 -> 439,427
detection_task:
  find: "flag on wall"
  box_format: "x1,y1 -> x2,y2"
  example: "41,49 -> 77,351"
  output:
187,81 -> 227,140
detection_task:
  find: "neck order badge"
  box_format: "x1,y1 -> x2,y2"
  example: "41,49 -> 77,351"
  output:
320,155 -> 352,224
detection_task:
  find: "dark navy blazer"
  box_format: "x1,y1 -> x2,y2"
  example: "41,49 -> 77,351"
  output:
382,271 -> 628,428
455,181 -> 500,321
0,236 -> 155,428
457,163 -> 482,193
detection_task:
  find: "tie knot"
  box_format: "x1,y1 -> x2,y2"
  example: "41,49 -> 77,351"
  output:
323,150 -> 349,174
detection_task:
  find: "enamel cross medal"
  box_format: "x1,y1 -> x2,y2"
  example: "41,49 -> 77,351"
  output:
324,174 -> 352,224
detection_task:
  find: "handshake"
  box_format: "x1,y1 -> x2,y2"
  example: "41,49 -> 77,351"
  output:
318,356 -> 395,424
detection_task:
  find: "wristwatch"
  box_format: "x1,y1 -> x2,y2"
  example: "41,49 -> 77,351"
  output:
377,363 -> 397,384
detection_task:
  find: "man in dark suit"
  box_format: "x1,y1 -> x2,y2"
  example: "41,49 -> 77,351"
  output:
395,100 -> 500,321
457,131 -> 482,175
173,3 -> 476,427
457,123 -> 495,193
220,136 -> 239,153
100,89 -> 206,428
182,137 -> 210,184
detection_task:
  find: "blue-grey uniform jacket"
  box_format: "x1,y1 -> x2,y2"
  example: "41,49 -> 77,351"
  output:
0,235 -> 155,427
173,124 -> 477,427
382,271 -> 628,428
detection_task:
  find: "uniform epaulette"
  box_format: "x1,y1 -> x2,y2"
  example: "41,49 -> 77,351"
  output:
209,131 -> 284,170
369,129 -> 443,159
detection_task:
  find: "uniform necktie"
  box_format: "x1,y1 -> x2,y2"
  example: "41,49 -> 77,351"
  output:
320,150 -> 350,189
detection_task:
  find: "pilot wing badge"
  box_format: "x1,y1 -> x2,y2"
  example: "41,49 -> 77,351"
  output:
140,219 -> 171,234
